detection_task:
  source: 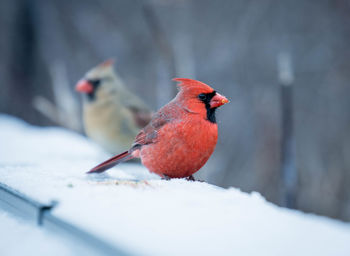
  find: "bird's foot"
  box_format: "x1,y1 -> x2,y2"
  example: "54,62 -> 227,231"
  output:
186,175 -> 196,181
162,175 -> 205,182
162,174 -> 172,180
185,175 -> 205,182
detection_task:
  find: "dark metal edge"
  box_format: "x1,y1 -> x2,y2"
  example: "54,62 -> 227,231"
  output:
42,211 -> 132,256
0,182 -> 134,256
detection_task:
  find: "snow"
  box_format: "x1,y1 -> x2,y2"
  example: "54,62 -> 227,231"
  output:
0,210 -> 85,256
1,113 -> 350,256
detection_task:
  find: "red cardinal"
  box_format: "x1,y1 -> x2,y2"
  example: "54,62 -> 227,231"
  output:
88,78 -> 229,179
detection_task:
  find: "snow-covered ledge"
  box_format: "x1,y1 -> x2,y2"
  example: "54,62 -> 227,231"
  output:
1,114 -> 349,256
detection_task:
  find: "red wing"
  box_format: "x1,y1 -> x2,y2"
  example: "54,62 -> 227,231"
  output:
132,111 -> 171,147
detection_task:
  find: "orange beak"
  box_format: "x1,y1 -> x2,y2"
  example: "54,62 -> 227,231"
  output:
210,93 -> 229,108
75,79 -> 93,93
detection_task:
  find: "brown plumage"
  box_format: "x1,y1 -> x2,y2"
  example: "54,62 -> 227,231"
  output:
76,60 -> 153,154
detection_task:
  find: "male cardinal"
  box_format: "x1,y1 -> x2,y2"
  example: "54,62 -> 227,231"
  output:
88,78 -> 229,179
76,60 -> 152,154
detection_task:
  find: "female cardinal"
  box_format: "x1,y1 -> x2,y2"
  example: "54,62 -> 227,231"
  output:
88,78 -> 229,179
76,60 -> 152,154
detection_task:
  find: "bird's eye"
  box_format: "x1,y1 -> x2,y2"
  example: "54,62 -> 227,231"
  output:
89,79 -> 101,87
198,93 -> 207,101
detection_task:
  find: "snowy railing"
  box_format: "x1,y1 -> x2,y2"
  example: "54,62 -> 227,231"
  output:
0,182 -> 129,256
1,115 -> 350,256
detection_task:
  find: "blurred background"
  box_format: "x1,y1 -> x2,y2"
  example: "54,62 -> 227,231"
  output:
1,0 -> 349,221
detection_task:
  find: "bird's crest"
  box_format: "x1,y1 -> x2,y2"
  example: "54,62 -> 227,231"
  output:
86,59 -> 116,79
98,59 -> 115,68
173,78 -> 214,93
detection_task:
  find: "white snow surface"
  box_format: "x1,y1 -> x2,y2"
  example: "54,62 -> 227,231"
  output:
1,114 -> 350,256
0,210 -> 82,256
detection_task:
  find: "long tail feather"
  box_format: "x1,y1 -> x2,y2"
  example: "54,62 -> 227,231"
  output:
87,151 -> 134,174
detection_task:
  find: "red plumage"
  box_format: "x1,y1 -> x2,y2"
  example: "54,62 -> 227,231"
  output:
88,78 -> 229,178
